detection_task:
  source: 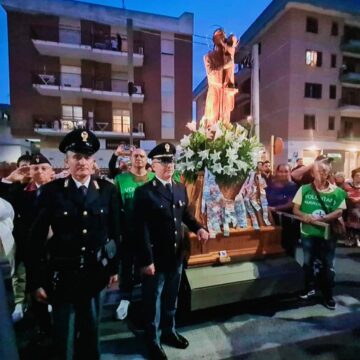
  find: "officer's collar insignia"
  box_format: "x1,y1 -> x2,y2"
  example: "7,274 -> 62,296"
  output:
165,143 -> 170,153
64,178 -> 69,188
81,131 -> 89,142
152,180 -> 156,186
93,180 -> 100,190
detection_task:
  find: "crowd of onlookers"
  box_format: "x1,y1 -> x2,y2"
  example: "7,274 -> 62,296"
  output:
0,148 -> 359,349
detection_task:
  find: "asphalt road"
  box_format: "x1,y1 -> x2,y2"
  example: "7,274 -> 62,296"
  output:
16,244 -> 360,360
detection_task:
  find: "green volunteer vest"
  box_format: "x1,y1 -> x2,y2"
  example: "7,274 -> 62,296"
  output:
299,183 -> 346,238
114,172 -> 155,223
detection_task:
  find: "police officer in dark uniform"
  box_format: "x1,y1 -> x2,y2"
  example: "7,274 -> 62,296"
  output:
133,143 -> 209,360
27,129 -> 120,360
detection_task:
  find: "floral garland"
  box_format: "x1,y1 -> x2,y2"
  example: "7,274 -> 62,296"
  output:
176,122 -> 262,185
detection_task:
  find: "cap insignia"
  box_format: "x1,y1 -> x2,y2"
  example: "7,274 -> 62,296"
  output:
165,143 -> 170,153
35,157 -> 40,163
81,131 -> 89,142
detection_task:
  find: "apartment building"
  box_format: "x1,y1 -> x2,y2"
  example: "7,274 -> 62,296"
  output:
1,0 -> 193,167
194,0 -> 360,176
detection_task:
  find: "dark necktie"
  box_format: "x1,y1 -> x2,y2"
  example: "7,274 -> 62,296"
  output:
165,183 -> 172,195
79,185 -> 88,199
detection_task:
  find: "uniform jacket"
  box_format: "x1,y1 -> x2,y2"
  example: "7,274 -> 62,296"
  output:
27,176 -> 121,299
133,178 -> 202,272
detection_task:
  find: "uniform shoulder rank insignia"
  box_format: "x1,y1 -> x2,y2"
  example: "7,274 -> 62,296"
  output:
81,131 -> 89,142
165,143 -> 170,153
93,180 -> 100,190
64,178 -> 69,188
152,180 -> 156,187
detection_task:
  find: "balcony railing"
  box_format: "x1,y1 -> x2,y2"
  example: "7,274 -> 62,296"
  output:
32,71 -> 142,93
339,98 -> 360,107
31,71 -> 144,103
33,116 -> 145,138
341,39 -> 360,54
337,130 -> 360,140
340,71 -> 360,85
31,25 -> 144,55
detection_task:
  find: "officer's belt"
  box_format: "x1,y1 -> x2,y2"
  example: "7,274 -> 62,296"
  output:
49,249 -> 103,270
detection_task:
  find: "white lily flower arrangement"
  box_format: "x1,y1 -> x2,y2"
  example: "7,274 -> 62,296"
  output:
177,122 -> 262,185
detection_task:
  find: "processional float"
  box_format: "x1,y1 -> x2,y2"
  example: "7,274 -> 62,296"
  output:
177,28 -> 302,310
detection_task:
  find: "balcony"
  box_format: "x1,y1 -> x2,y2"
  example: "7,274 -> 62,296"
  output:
337,130 -> 360,141
32,72 -> 144,103
33,117 -> 145,139
31,25 -> 144,67
339,98 -> 360,118
341,39 -> 360,55
340,72 -> 360,86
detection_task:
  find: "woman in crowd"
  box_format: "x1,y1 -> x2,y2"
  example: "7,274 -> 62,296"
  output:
266,164 -> 298,256
343,167 -> 360,247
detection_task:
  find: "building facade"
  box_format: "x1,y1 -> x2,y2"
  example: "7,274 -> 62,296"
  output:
1,0 -> 193,167
194,0 -> 360,177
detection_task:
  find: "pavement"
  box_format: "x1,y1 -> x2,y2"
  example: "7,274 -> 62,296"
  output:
16,244 -> 360,359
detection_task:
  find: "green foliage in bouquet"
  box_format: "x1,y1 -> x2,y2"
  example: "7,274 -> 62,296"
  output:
176,122 -> 262,185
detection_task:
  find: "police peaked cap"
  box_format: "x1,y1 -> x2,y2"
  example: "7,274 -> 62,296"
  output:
59,129 -> 100,155
30,153 -> 52,166
148,142 -> 176,162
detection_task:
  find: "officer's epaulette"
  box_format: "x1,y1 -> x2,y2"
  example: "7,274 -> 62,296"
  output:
93,179 -> 100,190
64,178 -> 69,188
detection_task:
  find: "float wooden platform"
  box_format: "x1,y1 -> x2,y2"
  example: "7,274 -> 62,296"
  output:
187,226 -> 284,267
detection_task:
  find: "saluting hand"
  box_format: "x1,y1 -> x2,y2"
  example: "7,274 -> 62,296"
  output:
141,263 -> 155,276
5,166 -> 30,183
197,228 -> 209,244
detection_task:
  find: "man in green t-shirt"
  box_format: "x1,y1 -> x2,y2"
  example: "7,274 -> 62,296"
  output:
293,161 -> 347,310
114,148 -> 155,319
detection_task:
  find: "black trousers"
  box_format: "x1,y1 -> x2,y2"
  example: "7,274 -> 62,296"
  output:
51,290 -> 104,360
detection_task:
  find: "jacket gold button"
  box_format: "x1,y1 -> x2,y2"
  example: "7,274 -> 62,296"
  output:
83,211 -> 88,216
81,247 -> 86,251
64,211 -> 67,215
100,209 -> 104,213
82,229 -> 87,234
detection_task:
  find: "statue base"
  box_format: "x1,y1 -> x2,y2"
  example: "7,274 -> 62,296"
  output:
187,225 -> 283,267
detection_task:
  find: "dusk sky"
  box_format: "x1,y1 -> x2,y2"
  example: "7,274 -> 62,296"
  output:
0,0 -> 272,104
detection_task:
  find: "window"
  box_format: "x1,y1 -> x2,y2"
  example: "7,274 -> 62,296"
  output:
331,22 -> 338,36
60,65 -> 81,87
329,85 -> 337,99
328,116 -> 335,130
113,109 -> 130,133
306,17 -> 318,34
61,105 -> 83,130
161,112 -> 175,139
62,105 -> 83,120
305,50 -> 322,67
161,39 -> 174,55
304,115 -> 316,130
305,83 -> 322,99
331,54 -> 337,68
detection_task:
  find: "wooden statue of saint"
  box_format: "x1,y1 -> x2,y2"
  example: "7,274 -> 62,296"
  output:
202,28 -> 239,128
